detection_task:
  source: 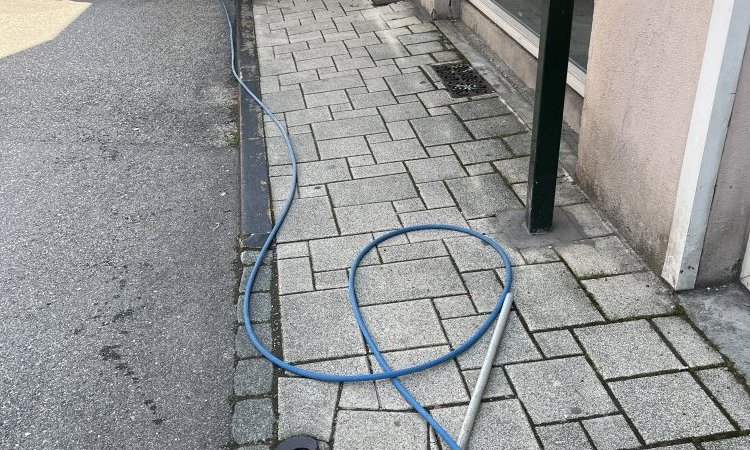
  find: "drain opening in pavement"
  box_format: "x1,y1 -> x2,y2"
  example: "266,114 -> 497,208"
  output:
432,62 -> 495,98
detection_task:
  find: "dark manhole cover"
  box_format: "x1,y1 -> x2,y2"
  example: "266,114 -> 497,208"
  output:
276,435 -> 317,450
432,63 -> 494,98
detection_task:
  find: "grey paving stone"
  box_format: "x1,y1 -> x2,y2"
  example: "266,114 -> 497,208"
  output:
582,415 -> 641,450
278,69 -> 319,86
348,154 -> 376,167
575,320 -> 684,379
293,41 -> 348,61
534,329 -> 582,358
236,323 -> 273,359
309,233 -> 377,271
355,257 -> 466,305
359,64 -> 402,80
418,89 -> 466,108
377,240 -> 447,263
378,101 -> 429,122
503,132 -> 532,156
297,56 -> 335,72
654,316 -> 724,367
384,71 -> 434,95
610,372 -> 734,444
370,138 -> 428,162
407,40 -> 445,55
312,114 -> 386,140
451,139 -> 512,165
394,54 -> 436,69
302,74 -> 364,95
433,50 -> 461,62
361,299 -> 446,351
350,161 -> 406,178
237,292 -> 272,324
276,242 -> 308,259
232,399 -> 274,445
392,197 -> 424,212
399,31 -> 442,45
537,423 -> 593,450
317,135 -> 370,159
386,120 -> 417,140
350,90 -> 397,109
334,411 -> 426,450
371,345 -> 468,409
335,202 -> 401,234
239,264 -> 272,294
305,89 -> 349,109
405,155 -> 466,183
367,42 -> 411,60
328,173 -> 417,207
277,196 -> 338,242
445,173 -> 521,219
297,158 -> 350,186
399,206 -> 469,242
433,295 -> 476,319
366,132 -> 391,144
259,57 -> 297,76
465,115 -> 526,138
430,400 -> 540,450
451,97 -> 511,120
262,86 -> 306,112
562,202 -> 615,237
411,115 -> 471,146
267,132 -> 319,165
277,257 -> 314,294
510,263 -> 604,331
703,437 -> 750,449
298,184 -> 327,198
697,367 -> 750,429
466,163 -> 497,177
520,245 -> 560,264
277,377 -> 338,441
556,236 -> 646,279
416,181 -> 454,208
462,365 -> 513,399
280,289 -> 366,362
581,272 -> 674,320
443,312 -> 541,369
462,270 -> 503,313
335,55 -> 376,71
493,156 -> 530,183
313,269 -> 348,290
507,356 -> 617,424
234,359 -> 274,397
512,180 -> 589,207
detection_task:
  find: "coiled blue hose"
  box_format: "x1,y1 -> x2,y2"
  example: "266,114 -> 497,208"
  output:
218,1 -> 513,448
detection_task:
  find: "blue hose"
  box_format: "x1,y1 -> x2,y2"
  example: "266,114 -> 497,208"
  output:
218,1 -> 513,448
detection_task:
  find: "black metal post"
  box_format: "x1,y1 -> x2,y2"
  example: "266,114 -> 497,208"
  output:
526,0 -> 575,233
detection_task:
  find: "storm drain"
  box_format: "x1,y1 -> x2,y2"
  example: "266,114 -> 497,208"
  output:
432,63 -> 494,98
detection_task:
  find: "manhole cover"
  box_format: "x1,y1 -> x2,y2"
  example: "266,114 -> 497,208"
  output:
276,435 -> 317,450
432,63 -> 494,98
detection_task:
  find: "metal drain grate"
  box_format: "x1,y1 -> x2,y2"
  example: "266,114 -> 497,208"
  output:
432,63 -> 494,98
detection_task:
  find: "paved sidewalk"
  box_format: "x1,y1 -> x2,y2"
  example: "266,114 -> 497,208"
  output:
231,0 -> 750,449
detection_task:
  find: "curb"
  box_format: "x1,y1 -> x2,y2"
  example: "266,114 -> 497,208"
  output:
236,0 -> 272,250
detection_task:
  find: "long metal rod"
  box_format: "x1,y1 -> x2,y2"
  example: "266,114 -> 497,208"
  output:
456,293 -> 514,449
526,0 -> 575,233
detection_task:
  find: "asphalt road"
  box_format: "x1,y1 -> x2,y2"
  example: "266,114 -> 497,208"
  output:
0,1 -> 238,448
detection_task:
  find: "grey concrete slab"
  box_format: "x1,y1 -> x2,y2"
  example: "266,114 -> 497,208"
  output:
417,181 -> 455,208
451,97 -> 511,120
235,359 -> 274,397
297,158 -> 350,186
537,423 -> 593,450
462,366 -> 513,399
610,372 -> 734,444
443,312 -> 541,369
377,240 -> 448,263
462,270 -> 504,313
405,155 -> 467,183
311,114 -> 386,140
399,207 -> 470,242
556,236 -> 647,279
236,324 -> 273,360
452,139 -> 513,165
702,437 -> 750,449
510,263 -> 604,331
317,135 -> 371,160
279,289 -> 366,362
309,233 -> 377,271
370,138 -> 428,162
696,367 -> 750,429
575,320 -> 684,379
355,256 -> 466,305
581,416 -> 640,450
328,173 -> 418,207
465,115 -> 526,138
534,329 -> 582,358
433,295 -> 477,319
411,115 -> 472,146
654,316 -> 724,367
361,299 -> 447,351
506,356 -> 618,424
232,399 -> 274,445
277,196 -> 339,242
445,173 -> 521,219
581,272 -> 675,320
678,283 -> 750,378
277,257 -> 314,294
333,411 -> 427,450
277,377 -> 338,441
384,71 -> 434,95
335,202 -> 401,234
445,236 -> 507,272
371,346 -> 468,409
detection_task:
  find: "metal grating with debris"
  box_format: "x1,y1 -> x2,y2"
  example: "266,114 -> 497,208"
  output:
432,63 -> 495,98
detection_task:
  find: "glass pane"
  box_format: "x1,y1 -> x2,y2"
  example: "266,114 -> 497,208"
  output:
491,0 -> 594,71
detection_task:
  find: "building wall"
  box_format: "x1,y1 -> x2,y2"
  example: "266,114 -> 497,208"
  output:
697,32 -> 750,285
577,0 -> 713,270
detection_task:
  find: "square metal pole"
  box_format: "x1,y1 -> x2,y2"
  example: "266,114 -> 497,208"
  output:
526,0 -> 575,233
